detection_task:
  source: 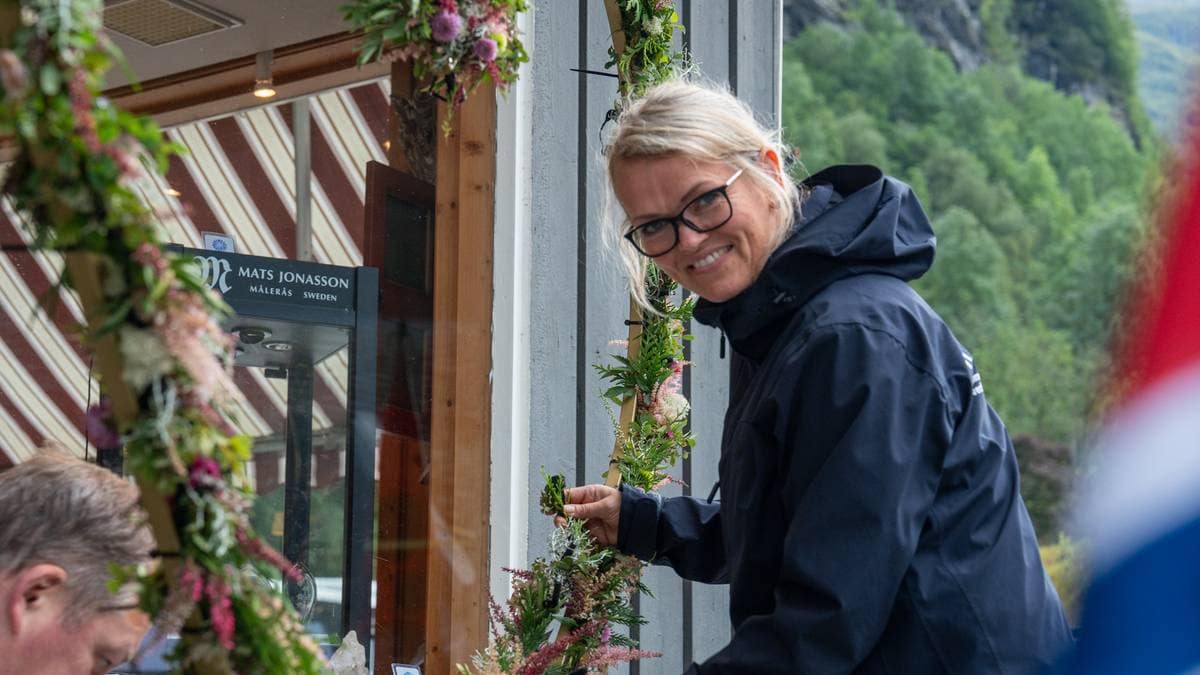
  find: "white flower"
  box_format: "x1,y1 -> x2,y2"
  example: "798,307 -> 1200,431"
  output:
643,16 -> 663,36
656,392 -> 690,423
119,327 -> 173,391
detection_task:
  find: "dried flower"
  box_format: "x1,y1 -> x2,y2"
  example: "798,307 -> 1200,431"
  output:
642,16 -> 664,36
431,10 -> 462,42
0,50 -> 28,98
118,327 -> 173,391
654,391 -> 690,424
474,37 -> 498,62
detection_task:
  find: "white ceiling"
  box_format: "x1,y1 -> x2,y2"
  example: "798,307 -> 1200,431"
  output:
104,0 -> 350,88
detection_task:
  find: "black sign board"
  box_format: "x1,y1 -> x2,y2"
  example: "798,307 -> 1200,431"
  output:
179,247 -> 356,311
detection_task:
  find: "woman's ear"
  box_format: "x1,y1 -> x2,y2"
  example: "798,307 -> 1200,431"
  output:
758,147 -> 785,187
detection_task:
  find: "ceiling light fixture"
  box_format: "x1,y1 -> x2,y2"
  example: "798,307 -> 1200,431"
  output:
253,50 -> 276,99
165,186 -> 181,197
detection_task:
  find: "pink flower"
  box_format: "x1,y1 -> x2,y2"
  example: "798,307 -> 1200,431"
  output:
85,399 -> 121,450
105,143 -> 141,178
579,645 -> 663,669
67,69 -> 101,153
131,242 -> 168,274
188,455 -> 222,490
430,10 -> 462,42
474,37 -> 498,62
236,528 -> 302,582
180,562 -> 205,602
206,575 -> 236,650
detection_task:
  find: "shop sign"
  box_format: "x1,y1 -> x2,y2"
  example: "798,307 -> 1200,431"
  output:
181,247 -> 356,310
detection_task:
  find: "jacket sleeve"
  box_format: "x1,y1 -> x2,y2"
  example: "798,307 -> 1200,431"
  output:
690,323 -> 955,674
617,484 -> 729,584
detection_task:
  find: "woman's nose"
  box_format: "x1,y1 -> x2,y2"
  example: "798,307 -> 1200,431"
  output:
675,221 -> 709,251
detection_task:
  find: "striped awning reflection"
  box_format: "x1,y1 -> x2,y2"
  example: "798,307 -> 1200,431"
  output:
0,78 -> 391,491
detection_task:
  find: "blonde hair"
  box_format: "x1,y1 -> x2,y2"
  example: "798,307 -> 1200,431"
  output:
0,451 -> 152,622
603,79 -> 803,310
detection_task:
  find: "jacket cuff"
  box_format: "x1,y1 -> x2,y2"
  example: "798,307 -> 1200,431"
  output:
617,483 -> 662,561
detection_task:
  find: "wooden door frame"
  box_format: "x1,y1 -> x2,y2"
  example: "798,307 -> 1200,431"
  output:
375,63 -> 497,673
423,82 -> 497,674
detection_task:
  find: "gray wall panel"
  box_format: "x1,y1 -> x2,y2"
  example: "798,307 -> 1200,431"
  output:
519,0 -> 781,670
526,0 -> 584,558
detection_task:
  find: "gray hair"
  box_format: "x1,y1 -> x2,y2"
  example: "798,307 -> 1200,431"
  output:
0,451 -> 152,622
602,79 -> 803,310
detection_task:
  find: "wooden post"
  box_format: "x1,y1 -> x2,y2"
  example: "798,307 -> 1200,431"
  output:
600,0 -> 643,490
62,253 -> 182,560
424,84 -> 497,674
604,301 -> 643,488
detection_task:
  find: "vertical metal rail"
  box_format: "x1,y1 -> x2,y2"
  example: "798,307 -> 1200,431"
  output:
284,357 -> 314,611
343,267 -> 379,640
294,98 -> 313,262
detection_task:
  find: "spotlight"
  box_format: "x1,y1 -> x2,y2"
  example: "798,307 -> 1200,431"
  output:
237,327 -> 271,344
253,50 -> 276,99
263,341 -> 293,352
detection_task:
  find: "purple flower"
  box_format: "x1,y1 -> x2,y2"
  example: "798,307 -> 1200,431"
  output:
473,37 -> 498,62
85,400 -> 121,450
430,10 -> 462,42
188,456 -> 222,490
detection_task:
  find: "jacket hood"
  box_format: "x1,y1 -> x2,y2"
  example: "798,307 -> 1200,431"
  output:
693,165 -> 936,357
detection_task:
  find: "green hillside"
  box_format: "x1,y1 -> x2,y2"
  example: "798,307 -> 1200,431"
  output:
781,1 -> 1159,539
1132,1 -> 1200,134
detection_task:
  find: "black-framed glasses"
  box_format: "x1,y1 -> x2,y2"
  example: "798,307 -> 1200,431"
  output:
623,168 -> 745,257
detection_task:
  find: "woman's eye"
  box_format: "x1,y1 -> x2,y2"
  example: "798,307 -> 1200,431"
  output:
690,190 -> 721,211
639,220 -> 669,236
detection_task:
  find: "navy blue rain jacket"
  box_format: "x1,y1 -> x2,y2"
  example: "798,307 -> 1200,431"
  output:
617,165 -> 1073,674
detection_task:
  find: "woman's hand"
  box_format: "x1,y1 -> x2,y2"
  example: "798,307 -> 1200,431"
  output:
554,484 -> 621,547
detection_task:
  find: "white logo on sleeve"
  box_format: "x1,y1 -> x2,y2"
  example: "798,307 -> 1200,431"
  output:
963,351 -> 984,396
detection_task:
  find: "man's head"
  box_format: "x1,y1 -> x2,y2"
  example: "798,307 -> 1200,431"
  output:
0,451 -> 153,674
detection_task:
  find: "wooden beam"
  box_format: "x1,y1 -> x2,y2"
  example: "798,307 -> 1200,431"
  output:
425,87 -> 496,674
104,33 -> 389,128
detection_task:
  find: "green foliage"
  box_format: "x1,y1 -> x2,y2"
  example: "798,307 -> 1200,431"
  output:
782,3 -> 1158,539
539,471 -> 567,518
594,266 -> 696,491
606,0 -> 686,100
1041,534 -> 1085,624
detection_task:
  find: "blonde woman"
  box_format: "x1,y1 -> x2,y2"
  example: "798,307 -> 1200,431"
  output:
562,81 -> 1072,674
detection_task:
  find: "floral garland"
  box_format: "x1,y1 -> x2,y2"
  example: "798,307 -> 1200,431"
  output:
0,1 -> 324,672
460,277 -> 695,675
606,0 -> 685,100
343,0 -> 529,132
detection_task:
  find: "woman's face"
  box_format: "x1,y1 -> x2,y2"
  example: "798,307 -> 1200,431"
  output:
612,154 -> 780,303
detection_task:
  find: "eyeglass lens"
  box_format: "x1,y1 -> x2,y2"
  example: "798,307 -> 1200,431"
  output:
633,189 -> 732,256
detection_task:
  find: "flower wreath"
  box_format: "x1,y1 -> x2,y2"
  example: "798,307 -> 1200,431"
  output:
343,0 -> 529,132
0,1 -> 325,672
